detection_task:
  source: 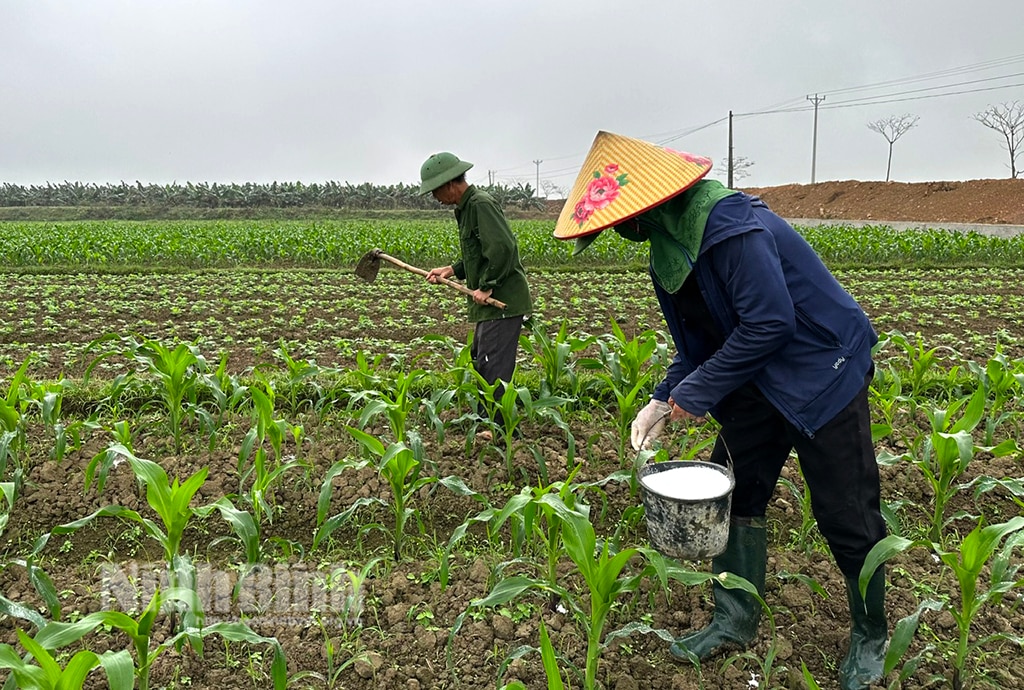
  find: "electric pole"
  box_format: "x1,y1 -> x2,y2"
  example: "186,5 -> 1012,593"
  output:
727,110 -> 734,188
807,94 -> 825,183
488,170 -> 496,186
533,159 -> 543,198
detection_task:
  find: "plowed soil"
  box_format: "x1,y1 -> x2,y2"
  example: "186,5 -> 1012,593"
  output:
742,178 -> 1024,225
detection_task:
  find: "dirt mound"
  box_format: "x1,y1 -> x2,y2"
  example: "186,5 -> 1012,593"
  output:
541,178 -> 1024,225
742,178 -> 1024,225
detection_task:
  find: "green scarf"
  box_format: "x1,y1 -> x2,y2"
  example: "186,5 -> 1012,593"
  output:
616,179 -> 738,293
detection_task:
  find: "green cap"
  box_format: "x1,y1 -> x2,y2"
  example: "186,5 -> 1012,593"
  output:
419,152 -> 474,195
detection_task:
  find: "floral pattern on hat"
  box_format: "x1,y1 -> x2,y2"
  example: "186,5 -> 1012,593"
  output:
665,148 -> 712,167
573,163 -> 629,227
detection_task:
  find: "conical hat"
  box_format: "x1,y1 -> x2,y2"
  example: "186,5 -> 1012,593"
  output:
553,130 -> 713,240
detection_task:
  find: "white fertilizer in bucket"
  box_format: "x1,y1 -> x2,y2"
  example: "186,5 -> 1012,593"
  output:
641,464 -> 732,500
637,460 -> 734,560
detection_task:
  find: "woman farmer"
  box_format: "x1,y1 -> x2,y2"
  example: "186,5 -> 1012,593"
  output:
554,131 -> 888,690
419,152 -> 533,440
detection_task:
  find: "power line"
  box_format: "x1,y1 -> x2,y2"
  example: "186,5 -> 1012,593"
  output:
494,52 -> 1024,183
815,53 -> 1024,97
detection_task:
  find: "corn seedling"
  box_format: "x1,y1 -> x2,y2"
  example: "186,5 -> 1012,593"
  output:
315,429 -> 477,560
450,496 -> 747,690
778,457 -> 820,556
518,317 -> 594,399
579,321 -> 665,462
0,357 -> 33,475
352,367 -> 427,443
196,352 -> 249,448
0,470 -> 24,541
265,340 -> 325,413
26,377 -> 87,463
21,587 -> 286,690
966,349 -> 1024,445
878,329 -> 960,402
878,388 -> 1016,545
0,532 -> 61,625
496,619 -> 567,689
443,467 -> 586,593
0,629 -> 134,690
85,335 -> 211,453
860,515 -> 1024,689
71,445 -> 210,628
472,372 -> 573,480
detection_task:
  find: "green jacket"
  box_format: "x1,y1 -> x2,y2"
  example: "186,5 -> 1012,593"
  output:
451,186 -> 533,322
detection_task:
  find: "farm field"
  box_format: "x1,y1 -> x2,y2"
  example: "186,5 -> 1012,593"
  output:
0,218 -> 1022,690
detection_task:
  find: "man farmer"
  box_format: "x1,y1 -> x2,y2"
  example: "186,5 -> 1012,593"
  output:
419,152 -> 533,441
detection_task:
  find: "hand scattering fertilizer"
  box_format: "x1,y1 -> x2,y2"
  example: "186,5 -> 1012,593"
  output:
637,459 -> 735,560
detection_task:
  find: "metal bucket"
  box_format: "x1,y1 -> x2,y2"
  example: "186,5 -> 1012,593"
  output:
637,460 -> 734,560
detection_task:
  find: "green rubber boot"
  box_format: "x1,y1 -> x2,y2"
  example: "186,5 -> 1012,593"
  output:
669,517 -> 767,662
839,565 -> 888,690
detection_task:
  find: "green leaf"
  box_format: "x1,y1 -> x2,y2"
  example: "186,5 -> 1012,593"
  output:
537,619 -> 565,690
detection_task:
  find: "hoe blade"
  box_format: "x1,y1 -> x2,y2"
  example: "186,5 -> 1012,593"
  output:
354,249 -> 382,282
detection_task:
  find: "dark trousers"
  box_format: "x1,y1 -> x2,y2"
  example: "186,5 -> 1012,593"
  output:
472,316 -> 525,423
709,374 -> 885,578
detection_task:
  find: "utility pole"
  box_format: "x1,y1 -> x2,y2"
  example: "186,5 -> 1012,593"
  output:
807,94 -> 825,183
727,110 -> 734,188
533,159 -> 543,197
488,170 -> 496,185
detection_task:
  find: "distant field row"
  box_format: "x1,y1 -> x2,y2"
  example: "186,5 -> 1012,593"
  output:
5,219 -> 1024,269
2,266 -> 1021,382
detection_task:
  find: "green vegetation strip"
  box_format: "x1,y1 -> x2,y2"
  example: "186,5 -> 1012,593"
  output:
4,220 -> 1024,270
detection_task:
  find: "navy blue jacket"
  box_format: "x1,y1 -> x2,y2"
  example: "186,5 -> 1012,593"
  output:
651,192 -> 877,437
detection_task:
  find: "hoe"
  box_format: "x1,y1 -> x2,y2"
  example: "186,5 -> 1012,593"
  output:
355,248 -> 507,309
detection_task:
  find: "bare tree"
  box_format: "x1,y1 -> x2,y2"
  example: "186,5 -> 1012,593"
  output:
867,114 -> 919,182
540,179 -> 567,200
714,155 -> 754,184
973,100 -> 1024,179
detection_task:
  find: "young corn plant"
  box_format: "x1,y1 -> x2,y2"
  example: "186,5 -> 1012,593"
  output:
579,321 -> 666,462
314,429 -> 476,561
70,445 -> 210,626
196,352 -> 249,449
472,373 -> 573,481
860,515 -> 1024,690
0,357 -> 33,476
966,349 -> 1024,445
351,367 -> 428,443
218,413 -> 305,567
496,619 -> 566,689
878,388 -> 1017,545
0,470 -> 24,541
778,457 -> 820,556
246,376 -> 305,464
0,629 -> 134,690
235,443 -> 302,531
877,329 -> 960,403
450,496 -> 758,690
420,334 -> 478,405
85,335 -> 211,453
265,339 -> 325,413
16,587 -> 287,690
419,385 -> 459,445
0,531 -> 61,627
518,317 -> 594,399
26,377 -> 94,463
441,465 -> 586,592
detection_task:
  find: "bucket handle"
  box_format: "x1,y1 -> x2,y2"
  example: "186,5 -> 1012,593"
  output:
635,408 -> 735,475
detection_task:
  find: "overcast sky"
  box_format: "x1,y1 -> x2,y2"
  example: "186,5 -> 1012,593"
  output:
3,1 -> 1022,192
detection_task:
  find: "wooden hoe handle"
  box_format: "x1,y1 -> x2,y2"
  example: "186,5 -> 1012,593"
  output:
376,252 -> 508,310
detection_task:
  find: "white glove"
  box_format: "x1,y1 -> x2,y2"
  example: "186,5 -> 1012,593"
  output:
631,399 -> 672,451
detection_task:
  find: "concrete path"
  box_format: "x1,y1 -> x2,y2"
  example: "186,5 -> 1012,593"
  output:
787,218 -> 1024,238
